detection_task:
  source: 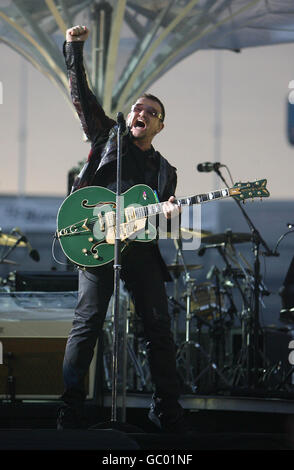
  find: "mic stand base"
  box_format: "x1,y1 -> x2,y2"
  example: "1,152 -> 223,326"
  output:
89,420 -> 144,433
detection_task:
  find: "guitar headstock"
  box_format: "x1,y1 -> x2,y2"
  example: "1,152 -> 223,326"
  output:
229,179 -> 270,201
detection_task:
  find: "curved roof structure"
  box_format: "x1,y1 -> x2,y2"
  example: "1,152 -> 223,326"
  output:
1,0 -> 294,117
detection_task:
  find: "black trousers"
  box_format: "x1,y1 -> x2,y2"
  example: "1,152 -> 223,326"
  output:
62,243 -> 181,406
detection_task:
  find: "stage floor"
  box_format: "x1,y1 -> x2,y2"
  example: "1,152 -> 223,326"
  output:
0,391 -> 293,452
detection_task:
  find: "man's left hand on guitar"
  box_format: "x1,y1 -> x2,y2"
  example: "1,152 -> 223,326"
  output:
162,196 -> 181,219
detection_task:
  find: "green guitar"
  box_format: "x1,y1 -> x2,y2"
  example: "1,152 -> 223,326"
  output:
56,179 -> 269,267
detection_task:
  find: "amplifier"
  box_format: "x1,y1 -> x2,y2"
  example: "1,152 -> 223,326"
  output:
14,271 -> 78,292
0,319 -> 97,401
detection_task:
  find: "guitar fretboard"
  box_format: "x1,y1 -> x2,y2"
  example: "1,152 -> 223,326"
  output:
134,188 -> 230,219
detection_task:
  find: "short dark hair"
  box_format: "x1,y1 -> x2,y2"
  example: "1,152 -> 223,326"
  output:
139,93 -> 165,122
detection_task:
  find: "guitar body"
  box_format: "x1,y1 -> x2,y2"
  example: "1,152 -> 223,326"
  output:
57,184 -> 158,267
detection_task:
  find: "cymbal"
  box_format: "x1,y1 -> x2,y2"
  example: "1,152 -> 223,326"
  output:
180,227 -> 212,238
167,263 -> 203,272
202,232 -> 252,245
0,233 -> 26,247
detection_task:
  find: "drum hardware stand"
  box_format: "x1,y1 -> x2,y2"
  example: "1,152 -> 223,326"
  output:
213,242 -> 263,389
124,296 -> 149,391
274,365 -> 294,391
203,264 -> 236,389
168,294 -> 186,347
102,295 -> 150,393
126,341 -> 149,391
182,275 -> 198,391
169,296 -> 181,346
206,265 -> 234,375
218,243 -> 253,377
192,340 -> 231,393
174,238 -> 229,393
173,239 -> 201,391
213,266 -> 238,327
215,167 -> 277,390
170,241 -> 183,345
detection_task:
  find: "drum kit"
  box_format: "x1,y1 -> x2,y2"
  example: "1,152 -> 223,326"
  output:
167,228 -> 253,394
101,225 -> 281,396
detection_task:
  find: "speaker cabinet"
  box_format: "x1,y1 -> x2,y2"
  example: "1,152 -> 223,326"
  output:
0,321 -> 97,400
14,271 -> 78,292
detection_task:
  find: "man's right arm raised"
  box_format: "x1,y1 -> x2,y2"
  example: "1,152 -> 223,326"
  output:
63,25 -> 115,142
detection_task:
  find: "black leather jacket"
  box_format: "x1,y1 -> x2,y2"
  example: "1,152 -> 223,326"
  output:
63,41 -> 177,201
63,41 -> 177,280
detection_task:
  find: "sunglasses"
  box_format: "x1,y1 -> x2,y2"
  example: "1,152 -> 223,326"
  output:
131,103 -> 164,121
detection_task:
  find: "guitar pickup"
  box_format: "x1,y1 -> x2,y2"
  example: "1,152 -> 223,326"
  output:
105,211 -> 116,228
125,206 -> 136,222
98,212 -> 105,232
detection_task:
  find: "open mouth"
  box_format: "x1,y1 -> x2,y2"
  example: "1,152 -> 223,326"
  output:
134,119 -> 146,129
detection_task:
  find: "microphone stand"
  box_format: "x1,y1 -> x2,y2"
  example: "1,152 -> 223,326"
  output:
93,114 -> 125,430
111,112 -> 125,425
91,115 -> 144,433
214,167 -> 276,389
95,114 -> 142,433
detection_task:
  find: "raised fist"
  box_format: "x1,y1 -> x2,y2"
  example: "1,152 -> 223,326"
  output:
66,25 -> 89,42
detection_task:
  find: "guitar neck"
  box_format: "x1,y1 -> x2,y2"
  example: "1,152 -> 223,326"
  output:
134,187 -> 231,219
175,188 -> 231,207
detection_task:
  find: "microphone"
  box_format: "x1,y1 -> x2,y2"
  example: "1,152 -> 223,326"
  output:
117,112 -> 127,135
11,227 -> 40,262
197,162 -> 224,172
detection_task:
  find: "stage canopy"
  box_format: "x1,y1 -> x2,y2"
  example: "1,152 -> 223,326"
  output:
1,0 -> 294,116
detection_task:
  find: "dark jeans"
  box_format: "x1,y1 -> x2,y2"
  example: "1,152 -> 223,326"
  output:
62,244 -> 181,407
